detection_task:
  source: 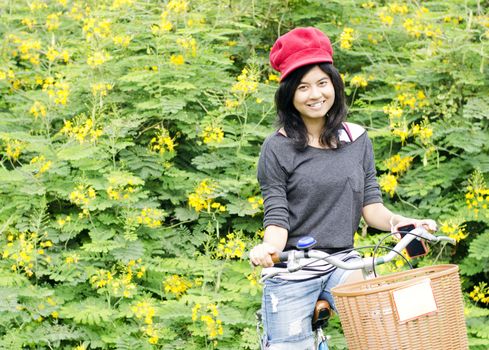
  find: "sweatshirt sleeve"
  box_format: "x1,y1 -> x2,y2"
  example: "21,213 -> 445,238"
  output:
257,137 -> 290,230
362,135 -> 383,206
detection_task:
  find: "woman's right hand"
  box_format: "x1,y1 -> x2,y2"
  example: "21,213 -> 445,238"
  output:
249,242 -> 278,268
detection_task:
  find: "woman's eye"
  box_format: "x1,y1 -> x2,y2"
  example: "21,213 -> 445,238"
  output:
318,81 -> 327,86
298,85 -> 308,91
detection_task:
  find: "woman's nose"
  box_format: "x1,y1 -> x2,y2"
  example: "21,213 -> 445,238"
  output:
309,86 -> 322,99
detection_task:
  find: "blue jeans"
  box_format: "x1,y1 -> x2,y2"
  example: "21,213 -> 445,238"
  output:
261,266 -> 357,350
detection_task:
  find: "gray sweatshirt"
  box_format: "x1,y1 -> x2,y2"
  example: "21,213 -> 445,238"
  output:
257,129 -> 383,251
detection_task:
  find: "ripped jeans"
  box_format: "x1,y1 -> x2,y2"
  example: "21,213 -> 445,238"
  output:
261,265 -> 356,350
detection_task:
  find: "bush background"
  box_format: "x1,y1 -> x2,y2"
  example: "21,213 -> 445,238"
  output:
0,0 -> 488,349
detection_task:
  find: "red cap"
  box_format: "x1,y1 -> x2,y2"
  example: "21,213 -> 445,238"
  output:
270,27 -> 334,81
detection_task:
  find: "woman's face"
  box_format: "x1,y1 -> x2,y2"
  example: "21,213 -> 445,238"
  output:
292,65 -> 335,122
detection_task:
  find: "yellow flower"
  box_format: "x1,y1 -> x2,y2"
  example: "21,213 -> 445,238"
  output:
378,10 -> 394,26
65,254 -> 79,264
136,208 -> 165,228
4,139 -> 25,162
166,0 -> 188,13
411,120 -> 433,145
188,179 -> 218,212
201,126 -> 224,144
379,174 -> 398,197
248,196 -> 264,210
176,37 -> 197,57
216,233 -> 246,259
350,75 -> 368,88
69,184 -> 96,207
131,300 -> 155,325
163,275 -> 192,298
82,18 -> 112,41
225,99 -> 240,109
465,170 -> 489,217
388,3 -> 409,15
29,101 -> 47,119
87,51 -> 111,67
112,34 -> 132,47
149,126 -> 176,154
170,54 -> 185,65
29,1 -> 48,12
361,2 -> 375,9
91,82 -> 113,97
46,46 -> 59,62
367,34 -> 379,44
384,154 -> 413,174
111,0 -> 134,10
151,11 -> 173,35
231,67 -> 259,95
192,304 -> 224,340
42,77 -> 70,105
60,114 -> 103,143
268,73 -> 280,83
46,13 -> 61,31
340,27 -> 355,49
30,155 -> 52,176
383,104 -> 403,120
21,17 -> 37,30
11,38 -> 41,65
469,282 -> 489,305
440,221 -> 467,242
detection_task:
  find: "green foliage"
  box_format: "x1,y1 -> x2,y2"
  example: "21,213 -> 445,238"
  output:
0,0 -> 488,349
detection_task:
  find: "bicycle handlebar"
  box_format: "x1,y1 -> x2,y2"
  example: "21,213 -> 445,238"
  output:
261,227 -> 455,280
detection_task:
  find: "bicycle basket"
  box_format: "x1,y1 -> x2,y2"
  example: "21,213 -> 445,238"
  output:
331,264 -> 468,350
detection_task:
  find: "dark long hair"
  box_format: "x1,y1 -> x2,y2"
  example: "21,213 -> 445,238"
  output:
275,63 -> 347,150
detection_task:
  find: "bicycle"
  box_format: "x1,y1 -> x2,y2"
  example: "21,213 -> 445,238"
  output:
255,227 -> 464,350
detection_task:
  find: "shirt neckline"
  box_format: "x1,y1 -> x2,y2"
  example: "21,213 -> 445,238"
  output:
274,130 -> 363,151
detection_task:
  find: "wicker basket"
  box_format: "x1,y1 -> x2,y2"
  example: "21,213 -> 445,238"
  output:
331,264 -> 468,350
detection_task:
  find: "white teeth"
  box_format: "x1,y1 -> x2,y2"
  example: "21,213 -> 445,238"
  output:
307,101 -> 324,107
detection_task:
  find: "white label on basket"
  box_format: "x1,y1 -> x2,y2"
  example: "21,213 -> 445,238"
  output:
391,278 -> 438,323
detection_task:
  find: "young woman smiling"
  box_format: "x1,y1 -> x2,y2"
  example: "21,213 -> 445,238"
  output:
249,27 -> 437,350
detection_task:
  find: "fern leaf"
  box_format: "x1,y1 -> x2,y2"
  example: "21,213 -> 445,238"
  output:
82,240 -> 124,253
0,271 -> 28,287
0,288 -> 20,313
469,231 -> 489,260
119,146 -> 165,179
459,256 -> 489,276
192,153 -> 235,170
467,316 -> 489,339
61,297 -> 114,325
112,239 -> 145,262
155,300 -> 189,320
57,143 -> 98,160
115,337 -> 153,350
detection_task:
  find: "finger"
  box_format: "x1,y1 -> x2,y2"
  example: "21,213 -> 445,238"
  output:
422,220 -> 437,232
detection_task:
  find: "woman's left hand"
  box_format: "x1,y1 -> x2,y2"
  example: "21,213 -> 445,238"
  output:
392,218 -> 437,238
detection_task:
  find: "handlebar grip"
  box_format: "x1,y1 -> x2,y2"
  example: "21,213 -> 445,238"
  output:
271,251 -> 289,263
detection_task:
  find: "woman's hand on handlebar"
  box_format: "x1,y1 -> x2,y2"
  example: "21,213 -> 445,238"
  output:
249,242 -> 278,268
392,218 -> 438,239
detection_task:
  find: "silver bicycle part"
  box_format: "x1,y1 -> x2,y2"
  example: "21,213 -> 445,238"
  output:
261,228 -> 455,282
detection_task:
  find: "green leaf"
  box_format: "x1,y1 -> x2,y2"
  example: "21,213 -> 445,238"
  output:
112,239 -> 145,262
61,297 -> 115,325
57,144 -> 98,160
468,231 -> 489,260
173,207 -> 199,221
463,97 -> 489,120
156,300 -> 190,320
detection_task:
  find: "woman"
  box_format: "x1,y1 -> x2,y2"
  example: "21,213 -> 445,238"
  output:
249,27 -> 437,350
